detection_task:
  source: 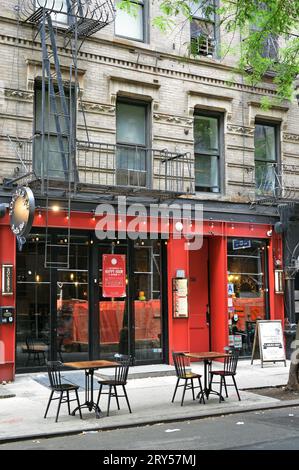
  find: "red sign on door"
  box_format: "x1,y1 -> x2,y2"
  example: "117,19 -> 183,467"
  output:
102,254 -> 126,298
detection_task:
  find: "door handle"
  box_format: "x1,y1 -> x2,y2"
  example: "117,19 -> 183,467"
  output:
206,305 -> 210,325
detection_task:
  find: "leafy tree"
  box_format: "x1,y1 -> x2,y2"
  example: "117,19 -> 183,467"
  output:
118,0 -> 299,101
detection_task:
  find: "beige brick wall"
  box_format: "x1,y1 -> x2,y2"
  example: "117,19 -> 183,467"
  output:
0,2 -> 298,202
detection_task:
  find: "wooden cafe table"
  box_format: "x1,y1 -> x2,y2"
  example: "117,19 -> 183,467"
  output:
184,352 -> 229,401
64,360 -> 118,418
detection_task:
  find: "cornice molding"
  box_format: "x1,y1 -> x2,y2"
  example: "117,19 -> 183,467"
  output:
79,101 -> 115,115
4,88 -> 33,102
226,124 -> 254,136
153,113 -> 193,127
283,133 -> 299,143
0,32 -> 279,98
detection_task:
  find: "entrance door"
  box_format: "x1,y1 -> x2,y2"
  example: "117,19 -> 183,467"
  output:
189,238 -> 210,353
98,239 -> 164,364
98,241 -> 129,361
56,233 -> 89,363
133,240 -> 163,363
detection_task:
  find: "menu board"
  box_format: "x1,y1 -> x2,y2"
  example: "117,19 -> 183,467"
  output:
251,320 -> 286,367
173,278 -> 188,318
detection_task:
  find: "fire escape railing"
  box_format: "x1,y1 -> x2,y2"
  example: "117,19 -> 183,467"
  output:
5,137 -> 194,195
254,162 -> 299,203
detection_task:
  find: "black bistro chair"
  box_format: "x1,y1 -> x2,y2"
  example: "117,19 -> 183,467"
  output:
44,361 -> 82,422
172,352 -> 205,406
23,336 -> 47,366
96,356 -> 132,416
209,349 -> 241,403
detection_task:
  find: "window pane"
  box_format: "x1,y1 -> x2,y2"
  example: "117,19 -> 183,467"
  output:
255,161 -> 276,196
189,0 -> 215,21
194,116 -> 218,153
254,124 -> 276,162
35,88 -> 70,135
34,135 -> 69,179
195,154 -> 219,191
115,1 -> 144,41
39,0 -> 68,24
227,239 -> 268,357
117,102 -> 146,145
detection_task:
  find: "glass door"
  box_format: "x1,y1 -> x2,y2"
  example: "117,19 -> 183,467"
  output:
133,240 -> 163,362
56,234 -> 89,363
98,241 -> 129,361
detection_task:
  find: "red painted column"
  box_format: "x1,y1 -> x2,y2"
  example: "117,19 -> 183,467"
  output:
0,223 -> 16,382
271,234 -> 284,323
209,234 -> 228,353
167,237 -> 189,364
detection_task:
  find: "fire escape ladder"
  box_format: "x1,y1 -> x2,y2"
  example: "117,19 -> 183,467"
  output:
39,12 -> 73,269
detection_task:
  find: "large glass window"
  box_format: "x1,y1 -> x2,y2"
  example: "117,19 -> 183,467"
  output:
16,232 -> 89,371
227,239 -> 269,356
190,0 -> 216,57
194,114 -> 221,192
254,123 -> 278,196
115,0 -> 146,42
16,234 -> 50,370
116,101 -> 148,187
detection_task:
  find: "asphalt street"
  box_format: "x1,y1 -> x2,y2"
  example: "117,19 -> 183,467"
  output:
0,406 -> 299,451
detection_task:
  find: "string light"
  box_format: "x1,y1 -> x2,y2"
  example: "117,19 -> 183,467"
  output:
52,205 -> 60,213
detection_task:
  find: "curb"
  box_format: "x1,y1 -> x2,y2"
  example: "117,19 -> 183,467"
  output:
0,398 -> 299,445
0,390 -> 16,400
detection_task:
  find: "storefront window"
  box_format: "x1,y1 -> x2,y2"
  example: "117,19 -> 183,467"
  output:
16,234 -> 50,370
134,240 -> 162,362
227,239 -> 269,356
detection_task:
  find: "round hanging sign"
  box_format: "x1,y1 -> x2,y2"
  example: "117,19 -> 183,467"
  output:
9,186 -> 35,237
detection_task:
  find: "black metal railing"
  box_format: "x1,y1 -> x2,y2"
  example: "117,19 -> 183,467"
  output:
6,137 -> 194,195
255,162 -> 299,202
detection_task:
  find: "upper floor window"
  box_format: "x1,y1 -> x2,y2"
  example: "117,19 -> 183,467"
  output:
34,83 -> 75,180
254,123 -> 279,195
261,34 -> 278,60
194,113 -> 221,193
116,100 -> 148,187
190,0 -> 216,57
39,0 -> 69,26
115,0 -> 146,42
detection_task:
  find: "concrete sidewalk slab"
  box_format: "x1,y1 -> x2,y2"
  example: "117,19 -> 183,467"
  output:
0,359 -> 297,443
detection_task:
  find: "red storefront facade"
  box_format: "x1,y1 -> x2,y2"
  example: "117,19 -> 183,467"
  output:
0,207 -> 284,382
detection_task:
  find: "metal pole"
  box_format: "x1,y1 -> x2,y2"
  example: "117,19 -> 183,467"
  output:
285,275 -> 296,324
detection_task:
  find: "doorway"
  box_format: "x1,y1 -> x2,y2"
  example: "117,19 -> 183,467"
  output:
189,238 -> 210,353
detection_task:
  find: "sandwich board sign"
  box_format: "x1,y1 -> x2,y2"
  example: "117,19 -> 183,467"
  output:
251,320 -> 286,367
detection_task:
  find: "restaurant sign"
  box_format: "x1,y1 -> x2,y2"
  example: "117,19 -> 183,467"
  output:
1,264 -> 13,296
102,254 -> 126,298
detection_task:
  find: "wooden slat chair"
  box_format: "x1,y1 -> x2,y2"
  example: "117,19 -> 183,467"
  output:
172,352 -> 205,406
96,356 -> 132,416
44,361 -> 82,422
209,349 -> 241,403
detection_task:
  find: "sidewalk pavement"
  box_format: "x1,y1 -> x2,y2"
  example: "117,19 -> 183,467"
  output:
0,359 -> 298,443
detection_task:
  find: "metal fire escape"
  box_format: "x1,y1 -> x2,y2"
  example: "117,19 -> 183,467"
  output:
18,0 -> 115,268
